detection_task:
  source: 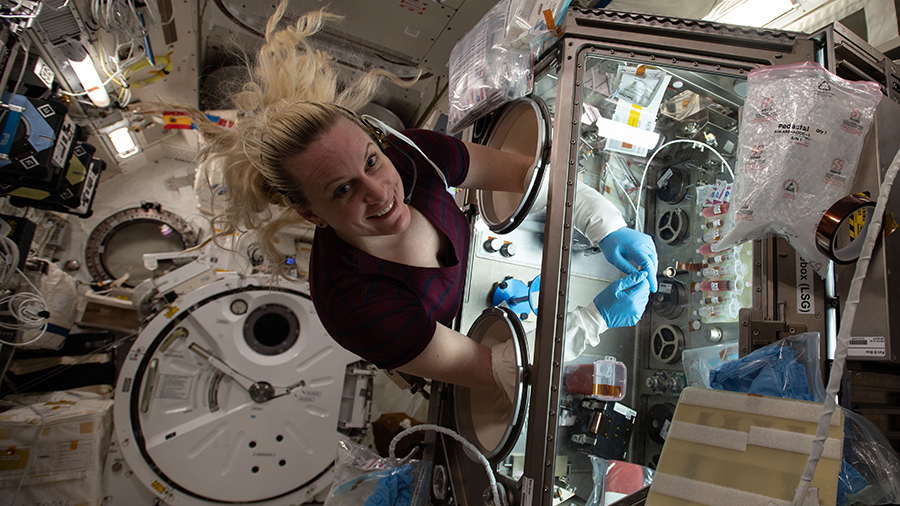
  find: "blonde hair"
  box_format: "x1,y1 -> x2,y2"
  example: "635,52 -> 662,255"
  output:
192,1 -> 415,273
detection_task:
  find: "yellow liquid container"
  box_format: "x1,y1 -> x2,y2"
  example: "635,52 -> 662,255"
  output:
592,357 -> 627,402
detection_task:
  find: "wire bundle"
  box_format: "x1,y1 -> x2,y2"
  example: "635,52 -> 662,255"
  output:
70,0 -> 171,106
0,236 -> 49,347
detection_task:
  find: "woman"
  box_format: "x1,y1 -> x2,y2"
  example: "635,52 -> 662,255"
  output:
195,2 -> 657,395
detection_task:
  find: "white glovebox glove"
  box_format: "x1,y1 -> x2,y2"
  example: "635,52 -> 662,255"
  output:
491,340 -> 517,403
563,303 -> 609,363
530,177 -> 626,245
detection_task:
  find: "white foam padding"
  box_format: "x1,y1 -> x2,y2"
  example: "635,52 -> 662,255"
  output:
680,387 -> 841,426
747,426 -> 842,460
666,421 -> 749,452
652,472 -> 821,506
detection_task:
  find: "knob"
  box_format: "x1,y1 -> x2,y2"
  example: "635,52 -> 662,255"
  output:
500,242 -> 517,257
484,237 -> 502,253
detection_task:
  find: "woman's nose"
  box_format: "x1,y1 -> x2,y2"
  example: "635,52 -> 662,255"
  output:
362,176 -> 390,203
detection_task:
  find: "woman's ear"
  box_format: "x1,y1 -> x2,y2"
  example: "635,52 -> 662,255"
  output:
298,209 -> 327,228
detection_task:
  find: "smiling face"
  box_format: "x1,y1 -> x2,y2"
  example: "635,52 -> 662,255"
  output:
290,118 -> 411,244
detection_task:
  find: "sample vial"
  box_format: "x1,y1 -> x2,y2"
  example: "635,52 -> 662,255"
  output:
697,243 -> 716,256
697,229 -> 723,244
700,262 -> 749,279
700,203 -> 730,217
697,242 -> 743,256
692,280 -> 733,292
701,293 -> 732,306
706,250 -> 735,266
696,299 -> 741,319
701,218 -> 726,230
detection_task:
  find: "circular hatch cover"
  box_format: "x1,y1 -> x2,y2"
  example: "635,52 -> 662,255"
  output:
454,306 -> 529,463
476,97 -> 552,234
85,204 -> 198,287
115,275 -> 361,505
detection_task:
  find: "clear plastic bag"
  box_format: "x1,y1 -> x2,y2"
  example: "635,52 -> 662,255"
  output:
713,61 -> 882,277
681,342 -> 740,389
324,437 -> 429,506
585,456 -> 654,506
505,0 -> 571,50
447,0 -> 533,135
838,409 -> 900,506
707,332 -> 827,402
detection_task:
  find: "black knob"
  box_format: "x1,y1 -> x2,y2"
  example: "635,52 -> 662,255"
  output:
500,242 -> 517,257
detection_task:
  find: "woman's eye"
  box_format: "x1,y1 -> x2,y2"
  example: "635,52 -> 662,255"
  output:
334,184 -> 351,198
367,155 -> 377,168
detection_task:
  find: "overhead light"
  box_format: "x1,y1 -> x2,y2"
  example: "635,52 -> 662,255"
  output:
712,0 -> 796,27
107,125 -> 139,158
100,118 -> 140,158
68,53 -> 111,108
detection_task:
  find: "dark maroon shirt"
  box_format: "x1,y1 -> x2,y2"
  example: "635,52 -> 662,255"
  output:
308,129 -> 471,369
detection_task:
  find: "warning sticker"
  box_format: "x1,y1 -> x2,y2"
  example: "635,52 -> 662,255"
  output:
783,179 -> 798,199
155,374 -> 193,400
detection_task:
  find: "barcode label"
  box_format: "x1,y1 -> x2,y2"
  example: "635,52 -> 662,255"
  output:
847,336 -> 886,358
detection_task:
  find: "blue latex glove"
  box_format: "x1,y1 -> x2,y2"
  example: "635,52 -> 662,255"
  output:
709,346 -> 815,401
599,227 -> 659,292
363,464 -> 415,506
593,271 -> 651,328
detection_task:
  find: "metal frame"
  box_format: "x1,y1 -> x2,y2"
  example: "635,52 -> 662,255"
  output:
521,9 -> 817,506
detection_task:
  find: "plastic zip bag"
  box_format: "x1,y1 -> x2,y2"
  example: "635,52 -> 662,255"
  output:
585,456 -> 654,506
838,409 -> 900,506
324,437 -> 430,506
447,0 -> 533,135
707,332 -> 827,402
713,61 -> 882,276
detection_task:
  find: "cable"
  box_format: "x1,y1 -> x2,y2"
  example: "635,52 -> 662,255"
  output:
791,145 -> 900,506
0,260 -> 49,347
389,424 -> 501,506
636,138 -> 733,233
0,236 -> 20,290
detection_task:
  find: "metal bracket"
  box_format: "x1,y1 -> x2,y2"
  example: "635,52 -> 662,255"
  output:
738,306 -> 808,355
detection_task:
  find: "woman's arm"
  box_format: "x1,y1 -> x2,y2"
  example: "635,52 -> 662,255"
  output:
394,322 -> 496,389
459,141 -> 534,193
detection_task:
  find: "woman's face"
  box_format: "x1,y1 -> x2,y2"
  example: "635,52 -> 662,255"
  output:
290,118 -> 411,240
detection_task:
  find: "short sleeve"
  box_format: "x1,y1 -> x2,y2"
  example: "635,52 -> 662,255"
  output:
399,129 -> 470,187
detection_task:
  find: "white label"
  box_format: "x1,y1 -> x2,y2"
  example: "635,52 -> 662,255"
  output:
57,441 -> 92,469
848,336 -> 886,357
613,402 -> 637,420
660,419 -> 671,440
658,283 -> 672,294
155,374 -> 192,399
811,126 -> 831,143
710,282 -> 720,291
657,168 -> 674,188
522,477 -> 534,506
796,256 -> 815,315
51,115 -> 76,168
34,57 -> 54,88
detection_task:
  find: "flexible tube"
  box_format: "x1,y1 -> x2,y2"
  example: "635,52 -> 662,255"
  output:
389,424 -> 501,506
636,139 -> 733,233
791,145 -> 900,505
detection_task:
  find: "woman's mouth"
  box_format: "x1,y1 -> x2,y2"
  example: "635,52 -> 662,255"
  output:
370,198 -> 395,218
